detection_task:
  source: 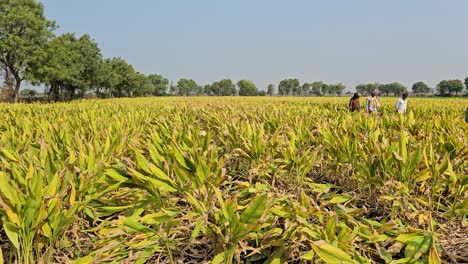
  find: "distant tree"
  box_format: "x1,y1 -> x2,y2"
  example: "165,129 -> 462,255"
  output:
411,81 -> 431,95
0,0 -> 56,102
94,59 -> 114,98
311,82 -> 323,96
379,82 -> 407,96
203,84 -> 212,95
177,78 -> 198,96
20,88 -> 37,98
148,74 -> 168,96
355,84 -> 366,95
133,73 -> 153,96
278,79 -> 300,96
237,80 -> 258,96
437,79 -> 464,96
464,77 -> 468,90
169,81 -> 177,95
329,83 -> 345,96
301,83 -> 311,96
267,84 -> 275,96
105,57 -> 139,97
356,83 -> 378,95
211,79 -> 236,96
321,83 -> 330,95
292,81 -> 301,95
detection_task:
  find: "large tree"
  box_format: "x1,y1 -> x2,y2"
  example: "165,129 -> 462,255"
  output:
211,79 -> 236,96
437,79 -> 464,96
328,83 -> 346,96
148,74 -> 168,96
278,79 -> 299,96
356,83 -> 378,95
378,82 -> 407,96
301,83 -> 311,95
237,80 -> 258,96
0,0 -> 55,102
177,78 -> 199,96
411,81 -> 431,95
310,81 -> 323,96
106,57 -> 139,97
266,84 -> 275,96
34,33 -> 102,101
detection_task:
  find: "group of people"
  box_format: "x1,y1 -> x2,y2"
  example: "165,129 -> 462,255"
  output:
348,92 -> 408,114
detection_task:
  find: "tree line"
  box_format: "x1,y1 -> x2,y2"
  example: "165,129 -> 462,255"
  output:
1,0 -> 467,102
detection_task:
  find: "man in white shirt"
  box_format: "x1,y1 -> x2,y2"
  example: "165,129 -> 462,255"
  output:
395,93 -> 408,113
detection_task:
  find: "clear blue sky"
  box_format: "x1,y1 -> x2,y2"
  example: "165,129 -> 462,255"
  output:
39,0 -> 468,92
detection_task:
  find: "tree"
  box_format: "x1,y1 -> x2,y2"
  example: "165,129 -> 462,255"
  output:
356,83 -> 378,95
278,79 -> 299,96
237,80 -> 258,96
328,83 -> 345,96
0,0 -> 56,102
105,57 -> 139,97
68,34 -> 102,99
169,81 -> 177,95
378,82 -> 407,96
321,83 -> 330,95
267,84 -> 275,96
20,88 -> 36,98
148,74 -> 168,96
311,82 -> 323,96
94,58 -> 114,98
436,79 -> 464,96
203,84 -> 212,95
412,81 -> 431,95
33,33 -> 103,101
133,72 -> 153,96
301,83 -> 311,96
211,79 -> 236,96
177,78 -> 198,96
464,77 -> 468,91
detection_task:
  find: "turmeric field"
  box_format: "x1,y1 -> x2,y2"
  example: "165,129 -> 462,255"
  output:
0,97 -> 467,263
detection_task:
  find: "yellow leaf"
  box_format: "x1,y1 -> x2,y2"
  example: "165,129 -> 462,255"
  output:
311,240 -> 355,264
42,223 -> 52,238
70,182 -> 76,207
428,246 -> 441,264
6,210 -> 20,227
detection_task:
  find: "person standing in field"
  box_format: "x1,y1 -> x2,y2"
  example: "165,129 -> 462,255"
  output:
395,93 -> 408,113
349,93 -> 360,112
365,92 -> 380,114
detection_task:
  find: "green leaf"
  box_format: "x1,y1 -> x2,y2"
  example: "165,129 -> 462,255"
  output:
302,250 -> 315,260
212,252 -> 226,264
123,218 -> 155,235
0,172 -> 20,207
395,232 -> 424,243
0,148 -> 18,162
240,194 -> 268,225
311,240 -> 355,264
70,255 -> 94,264
327,194 -> 352,204
3,222 -> 20,250
190,219 -> 203,241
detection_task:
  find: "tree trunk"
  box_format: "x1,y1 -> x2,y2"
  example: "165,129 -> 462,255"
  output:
11,74 -> 22,103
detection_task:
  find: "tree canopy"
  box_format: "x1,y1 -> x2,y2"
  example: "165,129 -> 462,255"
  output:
412,81 -> 431,95
0,0 -> 55,102
237,80 -> 258,96
436,80 -> 464,96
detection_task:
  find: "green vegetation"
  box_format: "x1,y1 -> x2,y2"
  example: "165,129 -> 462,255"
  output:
0,97 -> 466,263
